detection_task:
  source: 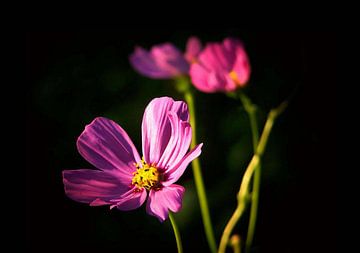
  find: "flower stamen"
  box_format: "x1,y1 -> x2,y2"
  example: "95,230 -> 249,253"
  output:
132,158 -> 162,190
229,70 -> 241,85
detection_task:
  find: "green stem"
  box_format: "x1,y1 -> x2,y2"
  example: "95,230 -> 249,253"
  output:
218,101 -> 287,253
238,93 -> 260,253
184,90 -> 217,253
230,235 -> 242,253
238,93 -> 259,148
169,212 -> 183,253
245,164 -> 261,253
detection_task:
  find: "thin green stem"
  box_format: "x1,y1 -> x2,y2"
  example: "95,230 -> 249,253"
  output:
238,93 -> 259,147
169,212 -> 183,253
238,92 -> 260,253
184,90 -> 217,253
230,235 -> 242,253
245,164 -> 260,253
218,101 -> 287,253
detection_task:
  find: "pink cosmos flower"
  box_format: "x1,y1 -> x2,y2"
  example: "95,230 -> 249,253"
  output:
62,97 -> 203,222
129,37 -> 202,79
190,38 -> 251,93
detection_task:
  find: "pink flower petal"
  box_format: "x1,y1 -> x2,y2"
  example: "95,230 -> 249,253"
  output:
77,117 -> 141,179
223,38 -> 243,56
198,43 -> 226,72
210,43 -> 234,70
157,112 -> 192,169
142,97 -> 189,165
232,47 -> 251,85
185,36 -> 202,63
130,47 -> 171,78
163,143 -> 203,186
129,43 -> 189,79
146,185 -> 185,222
110,188 -> 147,211
190,63 -> 217,93
62,169 -> 128,205
151,43 -> 189,74
189,37 -> 250,93
207,71 -> 228,92
224,74 -> 238,92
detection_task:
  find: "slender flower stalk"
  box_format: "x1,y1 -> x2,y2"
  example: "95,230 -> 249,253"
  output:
218,101 -> 287,253
169,212 -> 183,253
176,77 -> 217,253
238,92 -> 261,253
230,235 -> 242,253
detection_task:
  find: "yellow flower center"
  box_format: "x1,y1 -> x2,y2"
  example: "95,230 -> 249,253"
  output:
229,70 -> 241,85
132,158 -> 161,190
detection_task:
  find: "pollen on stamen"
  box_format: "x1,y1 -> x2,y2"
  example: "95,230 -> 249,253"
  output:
132,158 -> 162,190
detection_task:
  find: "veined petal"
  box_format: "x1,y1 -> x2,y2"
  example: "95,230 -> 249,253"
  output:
151,43 -> 189,75
110,188 -> 147,211
190,63 -> 217,93
142,97 -> 189,165
223,38 -> 243,57
209,43 -> 233,70
190,63 -> 231,93
157,112 -> 192,169
77,117 -> 141,178
146,185 -> 185,222
232,47 -> 251,86
207,71 -> 228,92
130,47 -> 172,78
163,143 -> 203,186
198,43 -> 229,72
62,169 -> 128,205
129,44 -> 189,79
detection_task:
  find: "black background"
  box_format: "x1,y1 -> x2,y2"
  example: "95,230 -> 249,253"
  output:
26,30 -> 336,253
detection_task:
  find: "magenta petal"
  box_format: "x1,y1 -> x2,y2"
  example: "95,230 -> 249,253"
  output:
158,112 -> 192,169
189,37 -> 250,93
129,43 -> 189,79
198,43 -> 227,72
224,74 -> 238,92
232,48 -> 251,85
190,63 -> 217,93
185,36 -> 202,63
207,71 -> 228,92
111,188 -> 147,211
223,38 -> 243,56
130,47 -> 170,78
209,43 -> 233,70
142,97 -> 189,165
151,43 -> 189,74
163,143 -> 203,186
146,185 -> 185,222
63,169 -> 128,205
77,117 -> 141,178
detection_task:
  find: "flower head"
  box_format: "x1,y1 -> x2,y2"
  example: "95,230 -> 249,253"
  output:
190,38 -> 251,93
62,97 -> 202,222
129,37 -> 202,79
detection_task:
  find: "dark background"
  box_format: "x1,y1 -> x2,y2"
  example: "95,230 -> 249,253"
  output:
26,30 -> 336,253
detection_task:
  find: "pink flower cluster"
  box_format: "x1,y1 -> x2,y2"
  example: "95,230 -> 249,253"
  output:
130,36 -> 251,93
62,35 -> 251,222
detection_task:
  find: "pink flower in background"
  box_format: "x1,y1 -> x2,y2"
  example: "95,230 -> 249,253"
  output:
63,97 -> 202,222
129,37 -> 202,79
190,38 -> 251,93
184,36 -> 202,63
